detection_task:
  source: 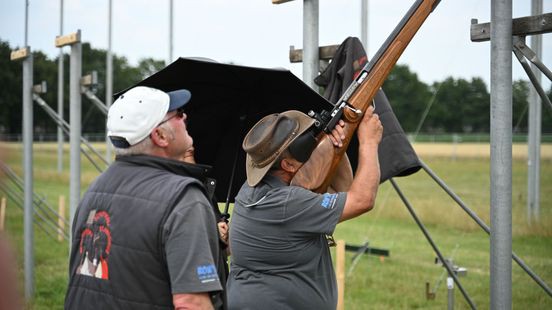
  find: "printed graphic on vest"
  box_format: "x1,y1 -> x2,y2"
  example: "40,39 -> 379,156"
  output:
196,263 -> 218,283
76,210 -> 112,280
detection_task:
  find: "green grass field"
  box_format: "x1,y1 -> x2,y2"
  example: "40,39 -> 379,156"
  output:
1,142 -> 551,309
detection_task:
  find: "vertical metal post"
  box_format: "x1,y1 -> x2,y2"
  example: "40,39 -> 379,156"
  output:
23,52 -> 34,300
24,0 -> 29,46
22,0 -> 34,299
490,0 -> 512,308
447,277 -> 454,310
360,0 -> 369,57
302,0 -> 319,89
336,240 -> 345,310
69,34 -> 82,242
57,0 -> 64,173
169,0 -> 174,64
527,0 -> 542,222
105,0 -> 113,163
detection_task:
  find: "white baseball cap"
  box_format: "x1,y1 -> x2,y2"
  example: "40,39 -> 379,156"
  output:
107,86 -> 191,148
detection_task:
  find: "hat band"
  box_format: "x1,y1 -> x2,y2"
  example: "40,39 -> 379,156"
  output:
252,129 -> 298,168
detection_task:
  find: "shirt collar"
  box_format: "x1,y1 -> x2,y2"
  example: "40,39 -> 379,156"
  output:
260,173 -> 288,189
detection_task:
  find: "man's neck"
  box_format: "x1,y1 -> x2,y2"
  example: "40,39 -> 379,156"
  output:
268,170 -> 294,185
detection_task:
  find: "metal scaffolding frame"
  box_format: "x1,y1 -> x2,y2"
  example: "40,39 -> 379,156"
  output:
279,0 -> 551,308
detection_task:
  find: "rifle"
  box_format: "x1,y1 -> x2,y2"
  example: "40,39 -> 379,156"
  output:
291,0 -> 441,192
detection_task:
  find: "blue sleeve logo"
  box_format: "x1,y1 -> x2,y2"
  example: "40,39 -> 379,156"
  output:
196,264 -> 218,283
321,193 -> 338,209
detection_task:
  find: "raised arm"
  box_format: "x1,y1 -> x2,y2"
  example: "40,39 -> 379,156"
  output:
340,106 -> 382,222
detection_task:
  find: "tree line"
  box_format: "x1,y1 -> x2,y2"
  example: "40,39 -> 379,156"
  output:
383,64 -> 552,134
0,40 -> 164,137
1,39 -> 551,137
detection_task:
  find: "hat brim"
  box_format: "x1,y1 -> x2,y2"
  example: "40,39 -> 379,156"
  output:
245,110 -> 315,186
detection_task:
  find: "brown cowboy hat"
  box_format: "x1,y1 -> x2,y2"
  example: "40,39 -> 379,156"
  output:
243,110 -> 315,186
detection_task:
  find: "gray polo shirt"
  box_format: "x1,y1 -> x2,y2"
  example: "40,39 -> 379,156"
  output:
163,186 -> 223,295
227,174 -> 346,310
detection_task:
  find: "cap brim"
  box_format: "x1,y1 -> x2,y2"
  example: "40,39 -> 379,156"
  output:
167,89 -> 192,111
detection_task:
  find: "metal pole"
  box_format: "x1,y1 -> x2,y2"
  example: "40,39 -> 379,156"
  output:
23,52 -> 34,300
421,160 -> 552,296
105,0 -> 113,163
527,0 -> 542,223
83,88 -> 109,115
447,277 -> 454,310
24,0 -> 29,46
169,0 -> 173,63
389,179 -> 476,309
512,45 -> 552,110
360,0 -> 369,57
302,0 -> 319,89
58,0 -> 64,173
34,93 -> 108,171
69,35 -> 82,244
22,0 -> 34,299
490,0 -> 512,308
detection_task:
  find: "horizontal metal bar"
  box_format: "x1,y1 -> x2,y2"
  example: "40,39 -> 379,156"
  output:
272,0 -> 295,4
345,244 -> 390,257
471,13 -> 552,42
289,44 -> 340,63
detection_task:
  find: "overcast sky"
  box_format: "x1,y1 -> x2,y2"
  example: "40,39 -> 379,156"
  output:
1,0 -> 550,91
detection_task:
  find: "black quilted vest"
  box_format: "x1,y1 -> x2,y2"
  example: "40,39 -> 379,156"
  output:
65,155 -> 224,309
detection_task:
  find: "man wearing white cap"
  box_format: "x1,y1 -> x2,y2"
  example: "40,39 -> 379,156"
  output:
227,107 -> 382,309
65,86 -> 227,309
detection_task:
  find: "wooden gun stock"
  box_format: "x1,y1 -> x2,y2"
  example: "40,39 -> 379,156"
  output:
292,0 -> 441,193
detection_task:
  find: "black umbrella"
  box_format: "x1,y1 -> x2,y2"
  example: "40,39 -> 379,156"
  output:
118,57 -> 333,206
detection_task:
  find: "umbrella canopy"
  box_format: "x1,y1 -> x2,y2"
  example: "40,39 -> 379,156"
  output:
118,57 -> 333,203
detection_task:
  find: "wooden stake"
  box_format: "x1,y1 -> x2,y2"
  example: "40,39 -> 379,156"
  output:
58,195 -> 65,242
0,197 -> 6,232
336,239 -> 346,310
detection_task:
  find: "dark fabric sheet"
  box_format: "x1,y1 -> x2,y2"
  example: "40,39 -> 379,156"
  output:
314,37 -> 421,182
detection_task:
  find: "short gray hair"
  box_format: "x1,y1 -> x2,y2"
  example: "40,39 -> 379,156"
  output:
113,136 -> 154,156
113,122 -> 174,156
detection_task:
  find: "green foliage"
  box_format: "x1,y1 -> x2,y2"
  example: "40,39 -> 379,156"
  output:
383,64 -> 551,134
0,39 -> 165,136
33,51 -> 60,136
513,79 -> 530,132
383,64 -> 432,132
0,40 -> 24,134
384,68 -> 494,134
429,77 -> 490,133
136,58 -> 167,79
512,80 -> 552,133
542,85 -> 552,133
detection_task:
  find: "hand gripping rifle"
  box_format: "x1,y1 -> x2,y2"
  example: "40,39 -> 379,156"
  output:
291,0 -> 442,193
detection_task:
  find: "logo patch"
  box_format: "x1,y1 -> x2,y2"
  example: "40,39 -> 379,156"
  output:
197,264 -> 218,283
320,193 -> 338,209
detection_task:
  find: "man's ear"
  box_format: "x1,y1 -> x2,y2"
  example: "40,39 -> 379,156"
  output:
280,158 -> 301,173
150,127 -> 170,148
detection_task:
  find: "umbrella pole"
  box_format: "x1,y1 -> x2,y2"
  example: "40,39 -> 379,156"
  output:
222,116 -> 245,221
222,152 -> 237,221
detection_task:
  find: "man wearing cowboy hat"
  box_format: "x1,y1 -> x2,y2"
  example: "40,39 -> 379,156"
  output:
227,107 -> 382,309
